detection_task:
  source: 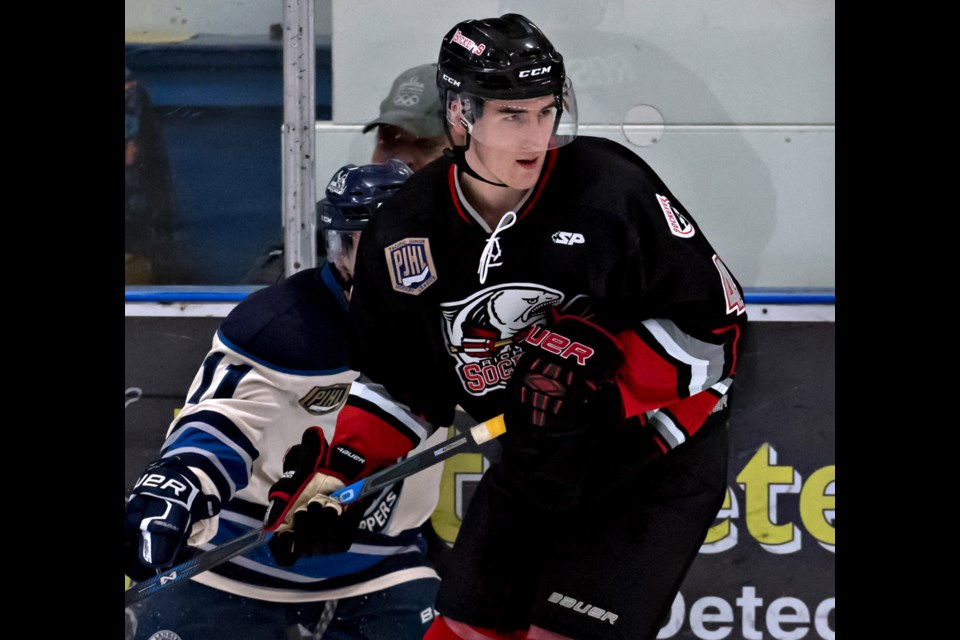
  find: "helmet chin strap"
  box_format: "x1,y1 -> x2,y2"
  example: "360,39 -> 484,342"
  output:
444,147 -> 508,188
443,124 -> 509,188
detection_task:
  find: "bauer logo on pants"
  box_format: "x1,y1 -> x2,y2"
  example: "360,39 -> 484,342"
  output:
547,592 -> 619,625
385,238 -> 437,295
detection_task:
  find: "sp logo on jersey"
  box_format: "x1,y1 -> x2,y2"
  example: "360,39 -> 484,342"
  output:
299,384 -> 350,415
551,231 -> 585,246
385,238 -> 438,295
656,194 -> 695,238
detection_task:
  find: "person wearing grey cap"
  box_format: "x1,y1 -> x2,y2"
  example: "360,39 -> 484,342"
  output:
243,64 -> 449,285
364,63 -> 449,172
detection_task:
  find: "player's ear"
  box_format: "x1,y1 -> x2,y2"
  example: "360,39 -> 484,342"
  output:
447,97 -> 469,136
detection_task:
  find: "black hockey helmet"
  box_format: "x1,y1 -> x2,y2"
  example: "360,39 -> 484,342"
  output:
318,159 -> 412,268
438,13 -> 565,101
436,13 -> 577,154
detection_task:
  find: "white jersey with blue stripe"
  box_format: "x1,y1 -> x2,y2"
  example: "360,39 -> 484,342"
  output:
158,264 -> 443,602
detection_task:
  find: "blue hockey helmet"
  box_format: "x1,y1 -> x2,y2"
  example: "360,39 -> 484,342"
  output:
318,159 -> 413,273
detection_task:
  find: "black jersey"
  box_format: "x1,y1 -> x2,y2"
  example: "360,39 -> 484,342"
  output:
333,136 -> 747,470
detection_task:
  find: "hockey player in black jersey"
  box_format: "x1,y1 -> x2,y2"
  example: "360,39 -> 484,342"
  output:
123,160 -> 448,640
267,13 -> 749,640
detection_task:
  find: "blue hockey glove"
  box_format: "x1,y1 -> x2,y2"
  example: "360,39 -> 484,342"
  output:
264,427 -> 367,566
124,457 -> 221,580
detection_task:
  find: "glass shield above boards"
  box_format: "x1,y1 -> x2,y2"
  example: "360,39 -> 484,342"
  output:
126,0 -> 834,291
124,3 -> 334,285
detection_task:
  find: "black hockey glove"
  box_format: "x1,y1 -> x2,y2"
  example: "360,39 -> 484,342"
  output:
264,427 -> 367,566
124,457 -> 221,580
508,307 -> 624,427
502,307 -> 625,510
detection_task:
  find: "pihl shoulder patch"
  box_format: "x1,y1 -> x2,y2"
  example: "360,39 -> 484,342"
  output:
385,237 -> 437,295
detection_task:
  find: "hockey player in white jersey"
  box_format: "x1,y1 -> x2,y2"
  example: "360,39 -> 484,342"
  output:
123,159 -> 448,640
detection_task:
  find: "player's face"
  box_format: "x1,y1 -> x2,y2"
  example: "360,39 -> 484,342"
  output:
326,229 -> 363,293
371,125 -> 447,172
339,231 -> 362,282
466,95 -> 557,190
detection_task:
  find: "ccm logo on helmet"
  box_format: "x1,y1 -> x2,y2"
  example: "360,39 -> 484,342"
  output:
442,74 -> 461,87
519,66 -> 552,78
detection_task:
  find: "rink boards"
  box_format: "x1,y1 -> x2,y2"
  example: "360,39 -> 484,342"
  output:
125,300 -> 834,640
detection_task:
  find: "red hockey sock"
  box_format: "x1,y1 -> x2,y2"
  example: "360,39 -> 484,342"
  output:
423,615 -> 528,640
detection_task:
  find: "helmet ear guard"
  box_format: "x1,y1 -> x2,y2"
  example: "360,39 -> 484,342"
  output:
444,95 -> 478,135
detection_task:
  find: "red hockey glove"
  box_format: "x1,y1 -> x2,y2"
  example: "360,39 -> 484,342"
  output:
264,427 -> 367,566
502,307 -> 625,510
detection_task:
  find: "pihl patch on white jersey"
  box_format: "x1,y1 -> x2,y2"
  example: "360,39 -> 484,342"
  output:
547,592 -> 619,625
656,193 -> 695,238
299,384 -> 350,415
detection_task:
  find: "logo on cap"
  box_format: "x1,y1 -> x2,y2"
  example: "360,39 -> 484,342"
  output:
394,75 -> 426,108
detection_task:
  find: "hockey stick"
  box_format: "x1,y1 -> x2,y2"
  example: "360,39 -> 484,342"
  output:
125,413 -> 506,607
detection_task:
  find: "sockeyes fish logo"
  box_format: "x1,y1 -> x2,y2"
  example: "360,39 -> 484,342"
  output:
441,284 -> 563,396
386,238 -> 438,295
656,193 -> 695,238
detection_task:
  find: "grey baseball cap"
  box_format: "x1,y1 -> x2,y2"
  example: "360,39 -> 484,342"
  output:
362,63 -> 445,139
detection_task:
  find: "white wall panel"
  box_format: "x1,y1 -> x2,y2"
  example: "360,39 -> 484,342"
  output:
332,1 -> 834,126
316,123 -> 834,288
